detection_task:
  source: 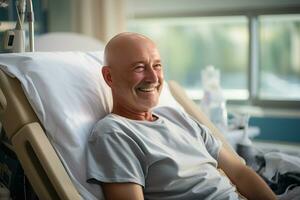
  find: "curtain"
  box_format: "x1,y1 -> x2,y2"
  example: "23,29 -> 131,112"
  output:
71,0 -> 126,43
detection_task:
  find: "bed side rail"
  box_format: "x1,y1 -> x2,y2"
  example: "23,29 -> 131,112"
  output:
12,122 -> 81,200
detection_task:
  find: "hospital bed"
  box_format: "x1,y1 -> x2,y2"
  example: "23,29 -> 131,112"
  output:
0,51 -> 241,200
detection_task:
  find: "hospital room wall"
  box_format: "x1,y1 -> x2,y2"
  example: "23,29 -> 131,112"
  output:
47,0 -> 72,32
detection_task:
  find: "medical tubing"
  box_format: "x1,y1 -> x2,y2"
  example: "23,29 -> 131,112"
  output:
27,0 -> 35,52
15,1 -> 25,30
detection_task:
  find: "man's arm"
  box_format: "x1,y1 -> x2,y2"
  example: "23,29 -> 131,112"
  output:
218,147 -> 277,200
101,182 -> 144,200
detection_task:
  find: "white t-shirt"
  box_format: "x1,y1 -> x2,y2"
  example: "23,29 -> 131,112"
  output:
87,106 -> 241,200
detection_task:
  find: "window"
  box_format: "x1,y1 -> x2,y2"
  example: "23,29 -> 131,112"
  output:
259,14 -> 300,101
127,12 -> 300,107
128,17 -> 249,100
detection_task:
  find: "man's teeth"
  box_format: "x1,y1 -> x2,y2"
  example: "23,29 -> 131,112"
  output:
139,87 -> 156,92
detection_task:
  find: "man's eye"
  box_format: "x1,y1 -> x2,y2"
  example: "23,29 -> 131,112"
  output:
134,66 -> 145,72
154,64 -> 162,69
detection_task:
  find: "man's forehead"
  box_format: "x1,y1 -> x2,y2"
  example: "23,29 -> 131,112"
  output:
105,33 -> 161,66
115,37 -> 159,55
122,43 -> 161,61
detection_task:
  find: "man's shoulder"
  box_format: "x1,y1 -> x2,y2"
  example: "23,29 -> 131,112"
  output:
154,106 -> 187,120
89,114 -> 132,141
93,114 -> 126,132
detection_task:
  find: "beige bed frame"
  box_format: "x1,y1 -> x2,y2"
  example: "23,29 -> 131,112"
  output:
0,69 -> 241,200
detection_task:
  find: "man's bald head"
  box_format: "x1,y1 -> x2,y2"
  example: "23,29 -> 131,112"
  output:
103,32 -> 156,67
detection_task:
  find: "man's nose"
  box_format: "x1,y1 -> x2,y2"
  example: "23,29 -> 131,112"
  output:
145,67 -> 159,83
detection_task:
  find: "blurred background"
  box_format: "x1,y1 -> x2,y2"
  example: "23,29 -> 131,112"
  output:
1,0 -> 300,144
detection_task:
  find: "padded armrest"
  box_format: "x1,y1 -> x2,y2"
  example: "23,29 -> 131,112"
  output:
12,122 -> 81,200
168,80 -> 244,164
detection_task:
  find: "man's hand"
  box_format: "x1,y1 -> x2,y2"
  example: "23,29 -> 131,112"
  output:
218,147 -> 277,200
101,182 -> 144,200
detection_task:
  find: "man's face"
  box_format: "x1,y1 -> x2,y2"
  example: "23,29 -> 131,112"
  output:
107,38 -> 164,113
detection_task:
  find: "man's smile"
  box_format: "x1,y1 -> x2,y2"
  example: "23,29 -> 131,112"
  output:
136,84 -> 160,93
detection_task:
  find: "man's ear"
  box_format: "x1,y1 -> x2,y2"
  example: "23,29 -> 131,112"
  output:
102,66 -> 113,87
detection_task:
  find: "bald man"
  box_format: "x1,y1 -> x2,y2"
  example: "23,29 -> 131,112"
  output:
86,32 -> 276,200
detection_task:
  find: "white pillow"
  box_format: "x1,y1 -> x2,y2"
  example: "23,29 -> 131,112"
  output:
0,51 -> 182,200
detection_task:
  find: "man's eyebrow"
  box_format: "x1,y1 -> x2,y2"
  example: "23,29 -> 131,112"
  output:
131,59 -> 161,66
131,61 -> 145,66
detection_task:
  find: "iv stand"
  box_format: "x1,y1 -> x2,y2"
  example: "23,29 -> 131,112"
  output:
2,0 -> 34,53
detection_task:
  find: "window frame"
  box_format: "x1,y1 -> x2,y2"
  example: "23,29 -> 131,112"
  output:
127,7 -> 300,109
249,12 -> 300,109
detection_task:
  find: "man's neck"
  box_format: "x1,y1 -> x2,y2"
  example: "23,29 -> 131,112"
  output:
111,107 -> 157,121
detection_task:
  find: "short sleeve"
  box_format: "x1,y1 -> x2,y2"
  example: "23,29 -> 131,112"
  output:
86,130 -> 146,187
197,123 -> 222,161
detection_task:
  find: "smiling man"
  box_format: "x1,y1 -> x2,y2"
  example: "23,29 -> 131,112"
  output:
86,32 -> 276,200
102,32 -> 163,121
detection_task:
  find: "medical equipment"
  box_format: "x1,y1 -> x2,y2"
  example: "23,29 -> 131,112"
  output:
2,0 -> 34,53
0,52 -> 242,199
201,65 -> 228,129
3,29 -> 25,52
0,0 -> 8,7
238,114 -> 252,146
234,114 -> 259,168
